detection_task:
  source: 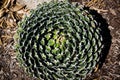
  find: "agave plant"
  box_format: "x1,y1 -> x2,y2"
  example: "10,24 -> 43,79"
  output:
14,0 -> 103,80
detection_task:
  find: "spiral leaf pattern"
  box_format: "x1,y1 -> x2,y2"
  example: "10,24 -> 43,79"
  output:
15,1 -> 103,80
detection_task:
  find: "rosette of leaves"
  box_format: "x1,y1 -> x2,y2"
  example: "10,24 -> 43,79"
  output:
14,1 -> 103,80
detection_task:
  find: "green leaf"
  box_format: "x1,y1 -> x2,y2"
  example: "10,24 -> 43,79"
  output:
48,39 -> 55,46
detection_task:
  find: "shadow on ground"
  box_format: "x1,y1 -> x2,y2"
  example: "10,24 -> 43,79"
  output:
84,7 -> 112,79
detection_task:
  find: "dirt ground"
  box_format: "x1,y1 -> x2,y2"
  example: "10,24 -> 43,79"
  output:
0,0 -> 120,80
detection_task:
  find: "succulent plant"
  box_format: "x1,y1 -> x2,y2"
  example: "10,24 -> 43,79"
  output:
14,1 -> 103,80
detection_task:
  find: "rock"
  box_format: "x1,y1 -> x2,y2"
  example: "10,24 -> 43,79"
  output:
17,0 -> 64,9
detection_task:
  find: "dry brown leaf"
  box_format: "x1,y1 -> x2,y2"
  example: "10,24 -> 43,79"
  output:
2,35 -> 12,39
10,2 -> 26,12
0,0 -> 11,17
1,35 -> 12,44
2,0 -> 11,8
0,18 -> 7,28
0,38 -> 2,45
13,12 -> 23,21
6,20 -> 14,27
94,64 -> 99,72
0,8 -> 6,18
85,0 -> 105,9
3,0 -> 10,8
86,0 -> 98,7
8,12 -> 16,20
90,7 -> 108,13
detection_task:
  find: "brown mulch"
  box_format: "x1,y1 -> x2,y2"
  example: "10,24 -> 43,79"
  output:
0,0 -> 120,80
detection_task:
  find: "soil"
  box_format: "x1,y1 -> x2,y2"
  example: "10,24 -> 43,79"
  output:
0,0 -> 120,80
